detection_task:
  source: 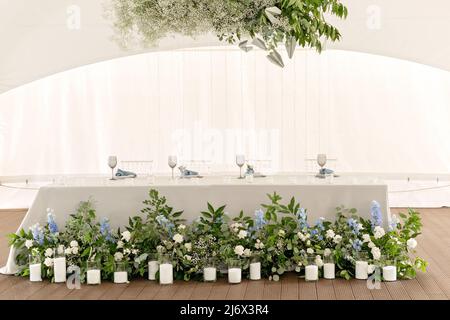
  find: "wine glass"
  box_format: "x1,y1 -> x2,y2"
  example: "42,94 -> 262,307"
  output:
108,156 -> 118,180
236,154 -> 245,179
317,154 -> 327,169
168,155 -> 177,179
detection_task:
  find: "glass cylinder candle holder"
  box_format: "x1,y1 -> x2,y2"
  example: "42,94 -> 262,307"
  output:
53,250 -> 66,283
228,259 -> 242,284
148,253 -> 159,281
203,258 -> 217,282
29,255 -> 42,282
249,254 -> 261,281
382,257 -> 397,282
323,255 -> 335,280
245,173 -> 254,183
86,261 -> 101,285
354,251 -> 369,280
159,254 -> 173,285
305,256 -> 319,281
113,262 -> 128,284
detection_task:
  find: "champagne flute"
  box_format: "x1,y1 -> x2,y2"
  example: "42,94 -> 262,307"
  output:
108,156 -> 118,180
236,154 -> 245,179
168,155 -> 177,179
317,154 -> 327,177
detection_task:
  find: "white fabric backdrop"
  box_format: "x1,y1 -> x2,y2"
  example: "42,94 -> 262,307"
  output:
1,48 -> 450,177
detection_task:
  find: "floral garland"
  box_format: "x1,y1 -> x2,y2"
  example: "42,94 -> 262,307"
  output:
108,0 -> 348,67
9,189 -> 427,282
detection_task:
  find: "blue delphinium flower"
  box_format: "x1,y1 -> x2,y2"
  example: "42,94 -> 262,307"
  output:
388,214 -> 399,231
156,215 -> 175,237
254,209 -> 267,230
347,218 -> 362,235
370,200 -> 383,227
46,209 -> 58,234
297,208 -> 309,229
352,239 -> 363,251
100,217 -> 114,242
29,223 -> 44,245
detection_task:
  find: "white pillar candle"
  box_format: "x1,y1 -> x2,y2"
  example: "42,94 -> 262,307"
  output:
203,267 -> 217,282
148,260 -> 159,281
355,261 -> 368,279
228,268 -> 242,284
159,263 -> 173,284
87,269 -> 101,285
305,265 -> 318,281
382,266 -> 397,282
53,257 -> 66,283
249,262 -> 261,280
113,271 -> 128,284
29,263 -> 42,282
323,263 -> 335,279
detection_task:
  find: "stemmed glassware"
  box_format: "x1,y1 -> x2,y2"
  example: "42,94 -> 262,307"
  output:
108,156 -> 118,180
168,155 -> 177,179
236,154 -> 245,179
317,154 -> 327,170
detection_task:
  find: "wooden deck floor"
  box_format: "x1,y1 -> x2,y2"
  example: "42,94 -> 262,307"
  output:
0,208 -> 449,300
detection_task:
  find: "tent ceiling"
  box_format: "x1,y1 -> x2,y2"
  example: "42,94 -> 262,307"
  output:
1,0 -> 450,94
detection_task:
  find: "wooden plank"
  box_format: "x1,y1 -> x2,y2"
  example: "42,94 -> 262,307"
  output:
172,280 -> 198,300
385,281 -> 411,300
371,282 -> 392,300
262,279 -> 281,300
243,278 -> 264,300
401,279 -> 429,300
118,278 -> 147,300
99,282 -> 129,300
136,281 -> 161,300
190,282 -> 214,300
349,279 -> 373,300
226,280 -> 248,300
153,282 -> 179,300
316,279 -> 336,300
332,279 -> 354,300
298,279 -> 317,300
280,273 -> 298,300
0,278 -> 47,300
208,278 -> 230,300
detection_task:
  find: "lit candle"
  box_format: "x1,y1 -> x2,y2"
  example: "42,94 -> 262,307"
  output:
148,260 -> 159,281
203,267 -> 217,282
249,262 -> 261,280
323,263 -> 335,279
159,263 -> 173,284
228,268 -> 242,284
355,261 -> 368,279
113,271 -> 128,284
53,257 -> 66,283
29,263 -> 42,282
87,269 -> 101,285
382,265 -> 397,281
305,265 -> 318,281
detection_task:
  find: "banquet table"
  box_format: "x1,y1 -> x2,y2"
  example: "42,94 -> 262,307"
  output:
1,175 -> 390,274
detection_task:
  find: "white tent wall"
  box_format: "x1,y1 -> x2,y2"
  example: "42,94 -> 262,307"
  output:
1,48 -> 450,177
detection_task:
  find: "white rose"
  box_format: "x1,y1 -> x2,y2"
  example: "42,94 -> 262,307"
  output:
278,230 -> 285,237
71,247 -> 79,255
121,230 -> 131,242
44,248 -> 54,257
315,255 -> 324,267
57,245 -> 64,255
362,234 -> 371,243
131,249 -> 139,255
173,233 -> 184,243
184,243 -> 192,251
307,248 -> 314,254
238,230 -> 248,239
407,238 -> 417,249
333,235 -> 342,244
373,226 -> 385,239
117,241 -> 124,249
358,224 -> 364,231
367,264 -> 376,274
44,257 -> 53,267
368,241 -> 375,248
64,248 -> 72,255
124,248 -> 131,255
25,240 -> 33,249
324,248 -> 332,257
178,224 -> 186,230
114,252 -> 123,262
243,248 -> 251,257
234,245 -> 244,256
326,229 -> 335,239
70,240 -> 78,248
306,240 -> 311,246
371,247 -> 381,260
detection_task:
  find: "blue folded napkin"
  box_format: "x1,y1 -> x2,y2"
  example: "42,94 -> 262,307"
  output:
246,164 -> 255,175
319,168 -> 334,175
179,166 -> 199,176
115,168 -> 137,178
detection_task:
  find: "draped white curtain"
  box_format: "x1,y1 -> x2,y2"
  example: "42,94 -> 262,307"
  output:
1,47 -> 450,177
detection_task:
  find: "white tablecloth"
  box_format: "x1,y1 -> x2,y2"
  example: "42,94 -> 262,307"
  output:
1,175 -> 390,274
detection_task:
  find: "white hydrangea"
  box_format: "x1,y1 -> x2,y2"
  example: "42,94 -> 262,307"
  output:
368,241 -> 375,248
362,234 -> 371,243
114,252 -> 124,261
121,230 -> 131,242
373,226 -> 385,239
44,257 -> 53,267
306,248 -> 314,254
25,240 -> 33,249
44,248 -> 54,257
234,245 -> 244,256
238,230 -> 248,239
333,235 -> 342,244
117,241 -> 124,249
184,243 -> 192,251
243,248 -> 252,257
64,247 -> 72,255
70,240 -> 79,248
173,233 -> 184,243
323,248 -> 332,257
371,247 -> 381,260
407,238 -> 417,249
325,229 -> 335,239
230,222 -> 243,233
